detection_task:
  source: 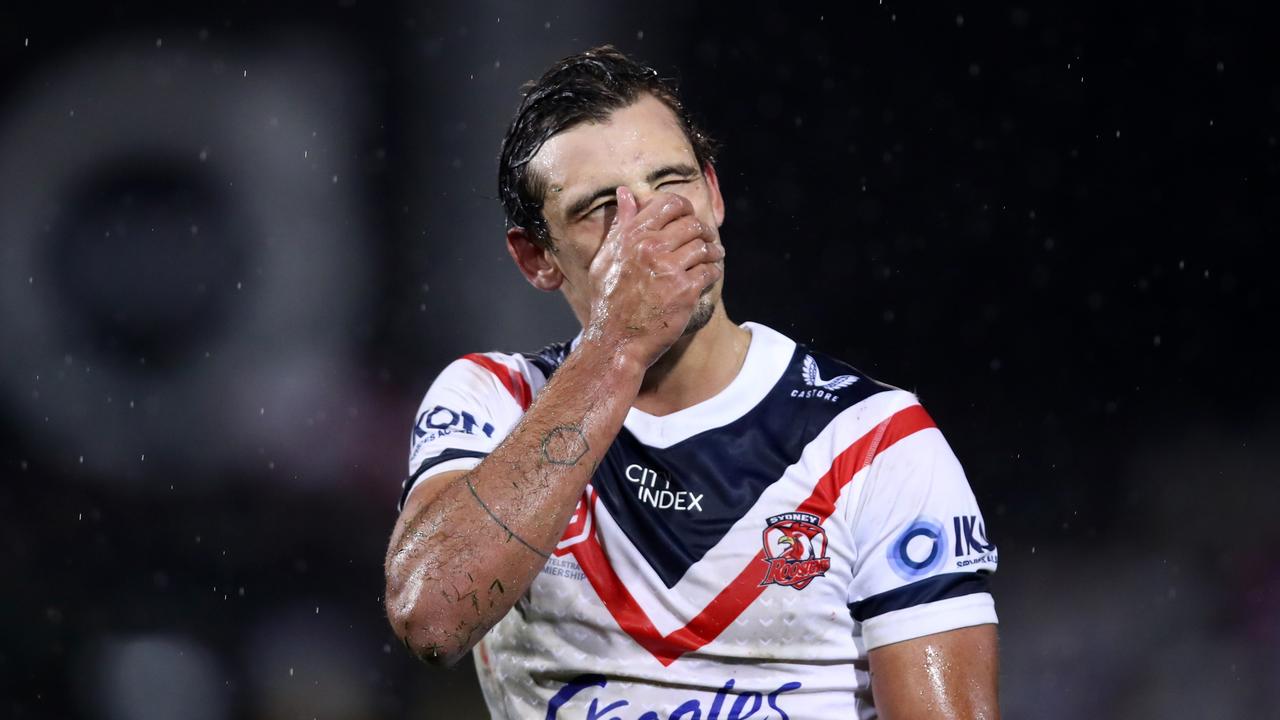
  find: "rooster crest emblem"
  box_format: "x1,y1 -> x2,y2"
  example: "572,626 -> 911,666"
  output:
802,355 -> 858,391
759,512 -> 832,590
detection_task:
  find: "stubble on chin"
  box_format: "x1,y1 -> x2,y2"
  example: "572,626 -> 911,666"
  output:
681,295 -> 716,336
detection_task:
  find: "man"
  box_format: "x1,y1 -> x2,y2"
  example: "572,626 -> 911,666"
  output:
385,46 -> 1000,719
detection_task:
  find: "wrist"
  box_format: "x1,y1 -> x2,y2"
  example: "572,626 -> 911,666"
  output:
573,332 -> 648,384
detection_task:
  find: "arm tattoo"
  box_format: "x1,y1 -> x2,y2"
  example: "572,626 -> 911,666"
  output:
541,424 -> 589,466
465,476 -> 551,559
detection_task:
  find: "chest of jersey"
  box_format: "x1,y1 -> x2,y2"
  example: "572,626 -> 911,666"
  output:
596,425 -> 847,588
411,327 -> 995,719
514,417 -> 864,675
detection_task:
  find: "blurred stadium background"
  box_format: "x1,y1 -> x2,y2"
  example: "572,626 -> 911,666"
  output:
2,2 -> 1277,718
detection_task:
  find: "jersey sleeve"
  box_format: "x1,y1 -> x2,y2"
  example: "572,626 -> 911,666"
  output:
845,392 -> 999,651
398,356 -> 528,511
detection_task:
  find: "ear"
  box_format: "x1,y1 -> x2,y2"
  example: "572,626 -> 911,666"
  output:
506,227 -> 563,291
703,162 -> 726,228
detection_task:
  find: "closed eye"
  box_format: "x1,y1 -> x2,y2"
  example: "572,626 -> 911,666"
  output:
587,201 -> 618,227
586,200 -> 616,217
592,177 -> 692,210
657,175 -> 697,190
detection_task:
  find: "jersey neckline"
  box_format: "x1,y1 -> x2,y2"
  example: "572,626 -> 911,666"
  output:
619,321 -> 795,449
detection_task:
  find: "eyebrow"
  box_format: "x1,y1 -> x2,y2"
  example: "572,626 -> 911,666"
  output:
562,163 -> 701,220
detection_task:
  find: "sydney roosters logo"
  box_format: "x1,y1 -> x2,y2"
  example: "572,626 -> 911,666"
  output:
759,512 -> 831,590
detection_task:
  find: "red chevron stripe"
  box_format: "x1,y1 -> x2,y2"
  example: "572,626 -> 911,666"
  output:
571,403 -> 936,666
463,353 -> 533,410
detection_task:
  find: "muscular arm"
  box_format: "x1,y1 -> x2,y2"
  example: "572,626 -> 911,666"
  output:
384,338 -> 643,666
867,624 -> 1000,720
384,188 -> 721,666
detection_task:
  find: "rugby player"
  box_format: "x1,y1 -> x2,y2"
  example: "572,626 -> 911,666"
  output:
385,45 -> 1000,719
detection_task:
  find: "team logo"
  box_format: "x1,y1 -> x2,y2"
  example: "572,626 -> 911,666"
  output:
759,512 -> 831,590
790,355 -> 858,401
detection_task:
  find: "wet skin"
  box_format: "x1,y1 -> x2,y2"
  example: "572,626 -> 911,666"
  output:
387,93 -> 1000,719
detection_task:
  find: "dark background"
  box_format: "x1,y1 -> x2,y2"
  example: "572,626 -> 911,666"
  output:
2,2 -> 1276,718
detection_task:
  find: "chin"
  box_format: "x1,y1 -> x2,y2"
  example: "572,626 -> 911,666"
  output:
681,295 -> 717,337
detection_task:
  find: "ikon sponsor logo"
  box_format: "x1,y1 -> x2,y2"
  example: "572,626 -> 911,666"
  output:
952,515 -> 997,568
411,405 -> 494,448
887,514 -> 997,580
759,512 -> 831,590
887,517 -> 948,580
625,464 -> 704,512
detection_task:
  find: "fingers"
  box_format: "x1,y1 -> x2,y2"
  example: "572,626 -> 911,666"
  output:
593,185 -> 641,267
651,213 -> 714,254
614,185 -> 639,230
692,258 -> 722,294
650,242 -> 721,303
604,188 -> 719,287
632,191 -> 694,234
669,235 -> 724,271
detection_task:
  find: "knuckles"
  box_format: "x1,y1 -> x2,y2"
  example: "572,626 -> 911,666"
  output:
633,238 -> 659,263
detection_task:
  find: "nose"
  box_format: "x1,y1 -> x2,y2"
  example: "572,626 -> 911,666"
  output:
628,185 -> 693,217
629,185 -> 660,209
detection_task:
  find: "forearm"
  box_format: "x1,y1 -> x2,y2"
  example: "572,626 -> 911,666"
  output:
385,336 -> 643,664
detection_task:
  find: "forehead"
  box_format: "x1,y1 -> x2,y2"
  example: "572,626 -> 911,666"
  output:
529,95 -> 696,209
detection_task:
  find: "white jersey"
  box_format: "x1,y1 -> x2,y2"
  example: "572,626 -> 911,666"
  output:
400,322 -> 998,719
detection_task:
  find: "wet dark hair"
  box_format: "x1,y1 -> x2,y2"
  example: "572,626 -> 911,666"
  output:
498,45 -> 718,249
